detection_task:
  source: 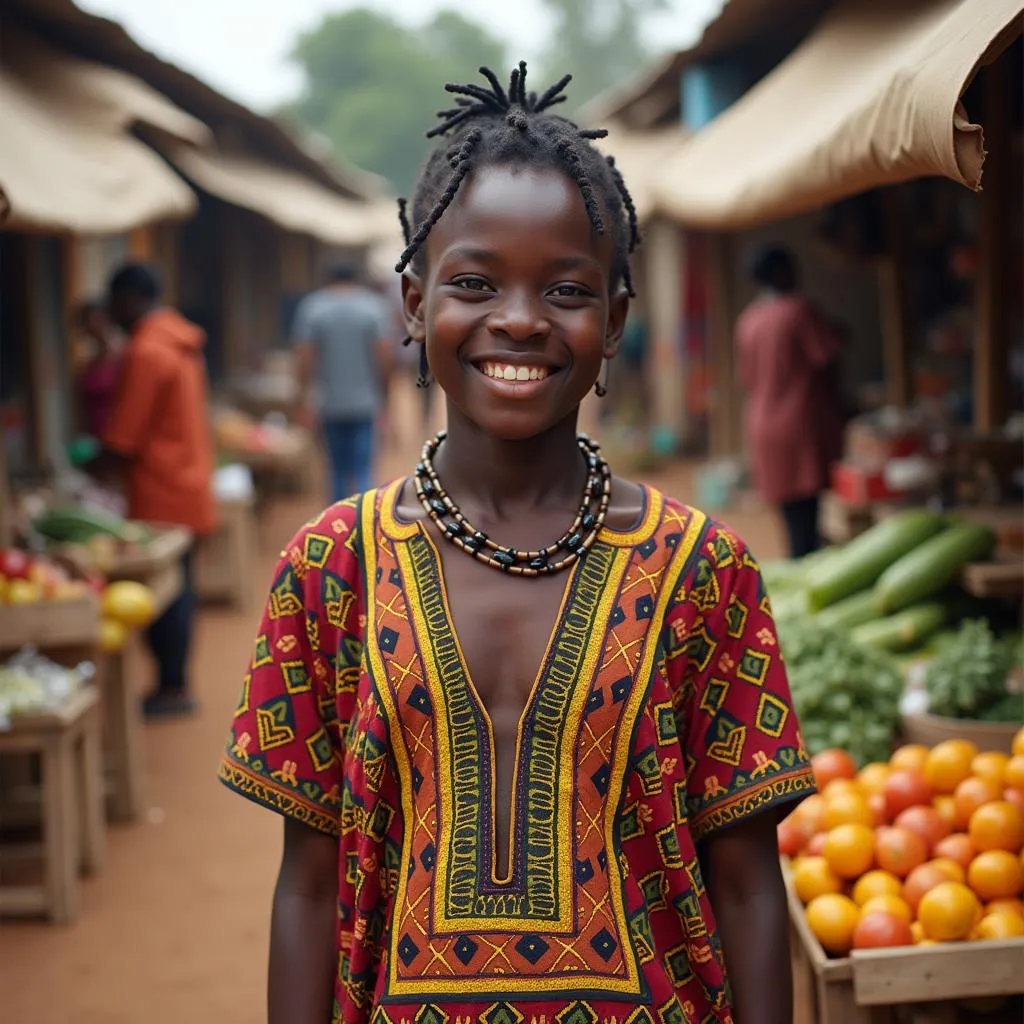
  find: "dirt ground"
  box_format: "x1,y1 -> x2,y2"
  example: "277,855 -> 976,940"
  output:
0,381 -> 785,1024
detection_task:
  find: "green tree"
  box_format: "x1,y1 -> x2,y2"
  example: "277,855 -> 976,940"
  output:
285,8 -> 506,194
539,0 -> 669,114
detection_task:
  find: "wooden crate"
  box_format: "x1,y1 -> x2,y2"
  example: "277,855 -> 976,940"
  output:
0,595 -> 99,653
788,874 -> 1024,1023
194,496 -> 256,609
108,525 -> 191,581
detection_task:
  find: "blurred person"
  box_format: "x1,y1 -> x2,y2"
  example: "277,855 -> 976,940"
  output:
74,300 -> 122,440
98,263 -> 216,718
293,263 -> 393,501
736,245 -> 843,558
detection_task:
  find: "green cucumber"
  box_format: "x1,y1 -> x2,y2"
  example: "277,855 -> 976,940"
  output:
33,507 -> 129,543
806,510 -> 946,611
815,590 -> 880,630
874,523 -> 997,613
851,603 -> 948,652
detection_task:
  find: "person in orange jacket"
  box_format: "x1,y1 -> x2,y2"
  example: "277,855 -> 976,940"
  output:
100,263 -> 216,718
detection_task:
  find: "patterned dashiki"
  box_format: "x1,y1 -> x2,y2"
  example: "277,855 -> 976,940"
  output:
219,480 -> 815,1024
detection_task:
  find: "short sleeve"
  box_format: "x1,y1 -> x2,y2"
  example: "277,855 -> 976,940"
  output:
218,509 -> 362,835
103,344 -> 164,456
666,525 -> 815,843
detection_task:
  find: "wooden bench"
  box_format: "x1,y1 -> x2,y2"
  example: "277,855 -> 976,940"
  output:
0,687 -> 105,925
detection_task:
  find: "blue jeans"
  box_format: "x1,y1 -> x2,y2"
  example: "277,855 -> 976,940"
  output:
322,418 -> 375,503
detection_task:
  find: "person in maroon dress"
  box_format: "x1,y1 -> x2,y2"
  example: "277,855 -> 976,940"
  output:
736,246 -> 844,558
75,300 -> 122,440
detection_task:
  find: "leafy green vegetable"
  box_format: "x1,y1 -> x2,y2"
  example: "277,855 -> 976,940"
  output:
924,619 -> 1018,720
777,618 -> 903,766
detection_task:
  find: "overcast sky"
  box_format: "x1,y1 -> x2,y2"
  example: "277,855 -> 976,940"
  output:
77,0 -> 723,110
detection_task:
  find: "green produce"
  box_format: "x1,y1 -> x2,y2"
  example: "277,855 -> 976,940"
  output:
806,511 -> 945,611
850,602 -> 947,652
777,618 -> 903,765
874,522 -> 997,613
770,588 -> 810,624
815,590 -> 880,631
33,506 -> 129,543
924,619 -> 1020,720
761,547 -> 839,594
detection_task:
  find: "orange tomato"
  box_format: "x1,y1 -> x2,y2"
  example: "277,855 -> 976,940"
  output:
852,910 -> 914,949
805,893 -> 860,955
923,739 -> 978,795
812,749 -> 858,791
967,850 -> 1024,902
822,778 -> 861,802
969,801 -> 1024,854
823,824 -> 876,880
984,898 -> 1024,919
894,805 -> 951,853
869,792 -> 890,826
973,910 -> 1024,941
852,870 -> 902,907
910,921 -> 926,944
933,795 -> 957,830
1005,755 -> 1024,791
972,752 -> 1010,790
874,826 -> 928,879
953,777 -> 1002,831
890,744 -> 929,774
856,762 -> 892,796
792,856 -> 844,904
1012,727 -> 1024,758
806,832 -> 828,857
778,816 -> 811,857
933,833 -> 976,872
860,894 -> 913,924
824,792 -> 876,830
1003,786 -> 1024,815
930,857 -> 966,884
904,860 -> 964,914
917,881 -> 982,942
795,793 -> 828,834
883,770 -> 933,820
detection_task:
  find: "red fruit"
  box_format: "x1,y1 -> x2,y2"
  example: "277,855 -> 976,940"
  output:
778,817 -> 810,858
868,792 -> 890,825
0,548 -> 31,580
806,832 -> 828,857
812,749 -> 858,792
894,806 -> 951,853
875,826 -> 929,878
883,771 -> 933,820
852,911 -> 915,949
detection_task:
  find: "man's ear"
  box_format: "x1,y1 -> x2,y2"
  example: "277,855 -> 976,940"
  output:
603,286 -> 630,359
401,271 -> 426,343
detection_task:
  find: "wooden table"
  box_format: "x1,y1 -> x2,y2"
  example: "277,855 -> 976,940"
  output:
0,687 -> 105,924
195,496 -> 256,610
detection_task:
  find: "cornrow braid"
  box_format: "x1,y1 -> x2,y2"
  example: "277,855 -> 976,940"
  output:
395,62 -> 641,297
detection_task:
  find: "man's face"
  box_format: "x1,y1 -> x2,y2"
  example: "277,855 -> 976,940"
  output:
107,289 -> 140,333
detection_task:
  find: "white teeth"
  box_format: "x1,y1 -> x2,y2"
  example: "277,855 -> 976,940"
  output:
480,362 -> 549,382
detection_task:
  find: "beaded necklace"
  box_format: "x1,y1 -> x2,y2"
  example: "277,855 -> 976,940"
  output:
413,431 -> 611,576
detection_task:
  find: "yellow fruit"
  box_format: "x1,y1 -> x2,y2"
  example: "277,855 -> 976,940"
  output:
972,752 -> 1010,790
1012,727 -> 1024,758
969,801 -> 1024,854
793,856 -> 844,904
823,824 -> 875,880
852,870 -> 902,906
967,850 -> 1024,902
98,618 -> 128,655
924,740 -> 978,795
101,580 -> 156,629
910,921 -> 926,944
1005,755 -> 1024,792
973,911 -> 1024,941
856,762 -> 892,796
806,893 -> 860,956
6,579 -> 43,605
860,894 -> 913,924
917,881 -> 982,942
823,792 -> 876,830
891,745 -> 929,774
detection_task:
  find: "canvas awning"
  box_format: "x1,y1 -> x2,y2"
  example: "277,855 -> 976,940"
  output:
167,145 -> 378,247
649,0 -> 1023,229
597,123 -> 690,222
0,34 -> 203,234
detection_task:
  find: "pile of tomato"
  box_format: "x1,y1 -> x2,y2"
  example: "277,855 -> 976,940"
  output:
781,728 -> 1024,956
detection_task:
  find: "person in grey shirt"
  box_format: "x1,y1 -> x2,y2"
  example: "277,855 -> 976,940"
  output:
293,263 -> 393,502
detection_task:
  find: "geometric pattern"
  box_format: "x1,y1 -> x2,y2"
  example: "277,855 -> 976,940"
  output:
218,481 -> 815,1023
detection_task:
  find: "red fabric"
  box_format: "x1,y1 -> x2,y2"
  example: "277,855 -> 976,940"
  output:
78,355 -> 121,439
103,309 -> 216,535
219,484 -> 813,1022
736,295 -> 843,504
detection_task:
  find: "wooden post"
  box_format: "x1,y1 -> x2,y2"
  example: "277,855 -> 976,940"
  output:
707,232 -> 739,458
128,226 -> 153,261
878,187 -> 915,408
644,217 -> 686,451
974,57 -> 1012,434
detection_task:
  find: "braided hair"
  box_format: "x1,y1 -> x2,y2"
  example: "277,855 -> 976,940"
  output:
395,62 -> 640,298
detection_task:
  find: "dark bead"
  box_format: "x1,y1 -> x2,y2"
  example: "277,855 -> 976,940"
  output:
493,551 -> 515,568
430,499 -> 447,516
463,537 -> 482,552
529,557 -> 548,572
566,533 -> 582,551
445,522 -> 462,536
588,455 -> 598,470
582,514 -> 596,530
472,531 -> 487,544
421,478 -> 435,497
416,462 -> 426,475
